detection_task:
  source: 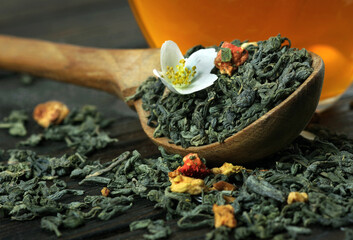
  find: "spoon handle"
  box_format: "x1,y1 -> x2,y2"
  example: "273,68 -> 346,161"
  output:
0,35 -> 160,99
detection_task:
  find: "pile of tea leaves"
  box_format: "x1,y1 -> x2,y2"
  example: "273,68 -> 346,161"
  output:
1,105 -> 353,240
128,34 -> 313,148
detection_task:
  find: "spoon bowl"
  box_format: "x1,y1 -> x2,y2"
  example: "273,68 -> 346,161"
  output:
136,52 -> 324,164
0,35 -> 324,164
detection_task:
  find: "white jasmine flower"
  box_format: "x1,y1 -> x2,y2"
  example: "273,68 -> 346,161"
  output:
153,41 -> 218,95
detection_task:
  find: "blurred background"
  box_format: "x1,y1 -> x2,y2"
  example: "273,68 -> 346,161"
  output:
0,0 -> 147,48
0,0 -> 149,150
130,0 -> 353,107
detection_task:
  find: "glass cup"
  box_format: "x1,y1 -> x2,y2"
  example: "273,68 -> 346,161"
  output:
129,0 -> 353,110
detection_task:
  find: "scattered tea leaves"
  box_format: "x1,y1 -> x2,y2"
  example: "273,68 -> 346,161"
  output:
1,105 -> 353,240
20,105 -> 117,155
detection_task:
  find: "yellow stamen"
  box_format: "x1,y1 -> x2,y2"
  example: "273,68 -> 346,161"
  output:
165,59 -> 197,87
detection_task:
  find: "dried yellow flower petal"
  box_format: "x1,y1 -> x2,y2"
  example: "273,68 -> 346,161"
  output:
287,192 -> 308,204
101,187 -> 110,197
213,204 -> 237,228
211,163 -> 245,176
169,174 -> 206,195
33,101 -> 69,128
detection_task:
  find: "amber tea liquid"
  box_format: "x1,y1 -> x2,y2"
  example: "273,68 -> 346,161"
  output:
130,0 -> 353,105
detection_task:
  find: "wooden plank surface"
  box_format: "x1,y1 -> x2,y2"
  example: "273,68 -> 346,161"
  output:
0,1 -> 353,239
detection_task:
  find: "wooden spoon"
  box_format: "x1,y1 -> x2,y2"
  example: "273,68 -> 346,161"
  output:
0,35 -> 324,164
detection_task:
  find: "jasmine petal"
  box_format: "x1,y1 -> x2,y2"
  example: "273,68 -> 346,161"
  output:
153,40 -> 218,95
160,40 -> 184,74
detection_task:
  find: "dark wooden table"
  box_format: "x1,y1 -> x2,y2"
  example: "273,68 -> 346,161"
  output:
0,1 -> 353,239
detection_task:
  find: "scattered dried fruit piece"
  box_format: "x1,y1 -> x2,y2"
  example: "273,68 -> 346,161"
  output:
214,42 -> 249,76
210,181 -> 236,203
33,101 -> 69,128
169,174 -> 206,195
211,181 -> 236,191
168,169 -> 181,179
211,163 -> 245,176
222,195 -> 236,203
101,187 -> 110,197
213,204 -> 237,228
177,153 -> 210,179
240,41 -> 258,49
287,192 -> 308,204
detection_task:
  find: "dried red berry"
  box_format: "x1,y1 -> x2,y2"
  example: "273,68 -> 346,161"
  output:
177,153 -> 210,179
214,42 -> 249,76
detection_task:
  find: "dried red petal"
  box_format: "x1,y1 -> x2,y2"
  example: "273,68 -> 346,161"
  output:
214,42 -> 249,76
177,153 -> 210,179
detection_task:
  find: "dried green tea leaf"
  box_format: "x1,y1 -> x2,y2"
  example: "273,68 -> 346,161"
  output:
18,134 -> 43,147
206,226 -> 231,240
0,110 -> 28,136
130,219 -> 153,231
47,189 -> 85,201
130,219 -> 171,240
79,176 -> 111,185
41,216 -> 63,237
85,151 -> 130,178
62,210 -> 85,229
285,225 -> 312,238
221,48 -> 232,62
245,175 -> 285,202
145,221 -> 171,240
